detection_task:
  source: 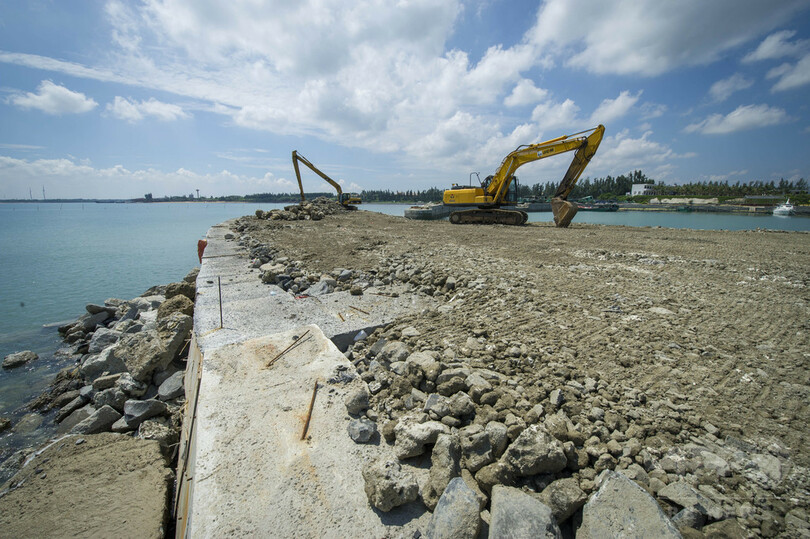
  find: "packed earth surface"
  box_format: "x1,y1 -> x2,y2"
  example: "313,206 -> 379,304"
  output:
234,200 -> 810,537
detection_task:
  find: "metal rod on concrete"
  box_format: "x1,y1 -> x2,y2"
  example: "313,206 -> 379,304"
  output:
301,379 -> 319,440
338,312 -> 345,322
265,330 -> 311,368
218,276 -> 223,328
349,305 -> 369,315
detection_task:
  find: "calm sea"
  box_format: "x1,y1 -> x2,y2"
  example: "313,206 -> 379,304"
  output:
0,201 -> 807,465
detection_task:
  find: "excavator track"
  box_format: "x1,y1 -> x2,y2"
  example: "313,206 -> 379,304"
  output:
449,209 -> 528,226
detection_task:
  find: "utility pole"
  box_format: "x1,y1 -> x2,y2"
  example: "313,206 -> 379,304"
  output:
42,186 -> 46,200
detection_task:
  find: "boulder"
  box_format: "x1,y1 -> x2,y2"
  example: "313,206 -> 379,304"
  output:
2,350 -> 38,369
157,312 -> 192,361
535,477 -> 587,523
459,425 -> 494,473
394,419 -> 449,459
345,385 -> 370,415
116,331 -> 171,382
578,471 -> 681,538
377,341 -> 410,365
306,280 -> 334,296
156,294 -> 193,320
70,405 -> 122,435
80,348 -> 128,381
658,481 -> 728,521
362,458 -> 419,512
347,418 -> 377,443
422,434 -> 462,511
503,424 -> 567,476
165,281 -> 195,301
426,477 -> 481,539
123,399 -> 168,428
490,485 -> 561,539
56,404 -> 94,433
79,311 -> 111,331
92,373 -> 122,391
157,371 -> 185,401
116,373 -> 148,397
87,328 -> 121,354
93,387 -> 127,412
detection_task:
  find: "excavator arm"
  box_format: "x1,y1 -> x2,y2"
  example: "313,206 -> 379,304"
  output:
443,125 -> 604,226
292,151 -> 360,206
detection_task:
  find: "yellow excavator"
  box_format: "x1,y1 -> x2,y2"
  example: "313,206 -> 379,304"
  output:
292,150 -> 361,207
443,125 -> 605,226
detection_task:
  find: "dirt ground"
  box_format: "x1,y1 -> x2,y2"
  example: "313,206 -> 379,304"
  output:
242,210 -> 809,460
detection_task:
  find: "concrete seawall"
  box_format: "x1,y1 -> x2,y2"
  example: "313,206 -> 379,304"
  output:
174,221 -> 434,537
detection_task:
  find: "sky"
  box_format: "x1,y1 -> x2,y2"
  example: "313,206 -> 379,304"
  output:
1,0 -> 809,200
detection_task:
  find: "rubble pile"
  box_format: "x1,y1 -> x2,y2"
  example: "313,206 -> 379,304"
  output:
254,197 -> 348,222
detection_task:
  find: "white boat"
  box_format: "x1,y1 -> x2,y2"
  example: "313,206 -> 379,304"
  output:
773,199 -> 795,215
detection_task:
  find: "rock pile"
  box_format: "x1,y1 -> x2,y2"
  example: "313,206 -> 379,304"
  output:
231,211 -> 810,538
17,268 -> 199,470
254,197 -> 349,222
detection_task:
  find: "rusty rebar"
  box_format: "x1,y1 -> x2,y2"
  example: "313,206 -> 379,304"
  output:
301,379 -> 319,440
265,330 -> 311,368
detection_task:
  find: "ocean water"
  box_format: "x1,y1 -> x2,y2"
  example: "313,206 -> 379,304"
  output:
0,201 -> 806,466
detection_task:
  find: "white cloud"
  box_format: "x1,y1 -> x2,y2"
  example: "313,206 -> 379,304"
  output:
684,104 -> 791,134
590,90 -> 641,123
504,79 -> 548,107
743,30 -> 809,62
106,96 -> 191,122
709,74 -> 753,102
0,154 -> 295,198
592,129 -> 694,176
9,80 -> 97,115
531,99 -> 581,132
770,53 -> 810,91
527,0 -> 808,76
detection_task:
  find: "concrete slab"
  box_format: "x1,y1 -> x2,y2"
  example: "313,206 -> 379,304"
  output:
186,324 -> 430,537
194,221 -> 435,353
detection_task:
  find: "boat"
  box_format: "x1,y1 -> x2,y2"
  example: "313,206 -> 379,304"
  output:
676,205 -> 693,213
578,202 -> 618,212
773,199 -> 795,215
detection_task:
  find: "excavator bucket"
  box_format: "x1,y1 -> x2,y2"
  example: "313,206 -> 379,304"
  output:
551,197 -> 578,228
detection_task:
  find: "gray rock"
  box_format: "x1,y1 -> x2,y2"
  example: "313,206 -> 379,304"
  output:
486,421 -> 509,457
157,312 -> 192,360
70,405 -> 122,434
79,311 -> 111,331
153,365 -> 180,387
123,398 -> 168,427
490,485 -> 561,539
345,384 -> 370,415
306,280 -> 334,296
86,303 -> 117,316
2,350 -> 38,369
424,393 -> 451,417
111,416 -> 135,433
406,351 -> 441,381
578,470 -> 681,538
158,371 -> 185,400
57,404 -> 94,433
11,413 -> 44,434
80,347 -> 127,381
92,387 -> 127,412
92,373 -> 122,391
548,388 -> 564,406
362,458 -> 419,512
117,330 -> 171,382
55,396 -> 87,422
423,434 -> 462,511
87,328 -> 121,354
378,341 -> 410,364
671,506 -> 706,531
426,477 -> 481,539
347,417 -> 377,443
394,419 -> 449,459
503,424 -> 567,476
165,280 -> 195,300
156,294 -> 193,320
536,477 -> 587,523
658,481 -> 727,521
459,425 -> 494,473
116,372 -> 148,397
448,392 -> 475,417
137,417 -> 179,451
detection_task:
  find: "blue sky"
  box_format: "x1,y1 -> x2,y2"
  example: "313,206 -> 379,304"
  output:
1,0 -> 809,199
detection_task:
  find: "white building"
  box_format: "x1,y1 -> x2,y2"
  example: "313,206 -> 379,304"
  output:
629,183 -> 656,196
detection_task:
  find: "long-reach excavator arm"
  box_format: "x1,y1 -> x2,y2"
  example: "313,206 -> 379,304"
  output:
443,125 -> 604,226
292,150 -> 361,207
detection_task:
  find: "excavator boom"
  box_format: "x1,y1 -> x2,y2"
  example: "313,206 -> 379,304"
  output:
444,125 -> 604,226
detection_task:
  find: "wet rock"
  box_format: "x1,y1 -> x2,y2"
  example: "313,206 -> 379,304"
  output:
12,413 -> 44,434
348,417 -> 377,443
578,470 -> 681,538
423,433 -> 461,511
2,350 -> 38,369
70,405 -> 122,434
362,458 -> 419,512
503,424 -> 567,476
489,485 -> 561,539
535,477 -> 587,523
426,477 -> 481,539
394,419 -> 449,459
158,371 -> 185,401
0,416 -> 11,433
